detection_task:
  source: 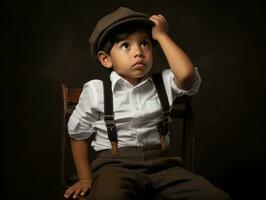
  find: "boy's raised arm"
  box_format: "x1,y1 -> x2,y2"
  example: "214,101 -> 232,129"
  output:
149,15 -> 195,90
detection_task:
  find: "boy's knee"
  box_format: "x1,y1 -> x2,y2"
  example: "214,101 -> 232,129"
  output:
94,167 -> 127,186
89,167 -> 138,200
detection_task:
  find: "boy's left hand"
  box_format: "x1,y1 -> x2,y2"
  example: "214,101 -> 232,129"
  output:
149,14 -> 169,41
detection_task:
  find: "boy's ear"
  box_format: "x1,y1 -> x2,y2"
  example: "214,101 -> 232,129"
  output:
97,51 -> 112,69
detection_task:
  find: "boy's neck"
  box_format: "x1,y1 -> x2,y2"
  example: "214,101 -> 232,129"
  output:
114,72 -> 146,86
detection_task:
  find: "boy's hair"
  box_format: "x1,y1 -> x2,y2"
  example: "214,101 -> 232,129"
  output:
89,7 -> 155,58
99,21 -> 157,55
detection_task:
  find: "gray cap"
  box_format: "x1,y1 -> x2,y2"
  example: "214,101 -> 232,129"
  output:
89,7 -> 154,58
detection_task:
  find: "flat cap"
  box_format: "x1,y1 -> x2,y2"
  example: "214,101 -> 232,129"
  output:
89,7 -> 154,58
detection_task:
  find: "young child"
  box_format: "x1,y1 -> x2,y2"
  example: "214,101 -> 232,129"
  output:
64,7 -> 230,200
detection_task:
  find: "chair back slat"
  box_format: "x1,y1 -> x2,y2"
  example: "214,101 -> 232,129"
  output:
67,89 -> 82,104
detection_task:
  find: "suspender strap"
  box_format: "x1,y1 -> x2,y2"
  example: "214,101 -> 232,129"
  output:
152,73 -> 170,150
152,73 -> 170,113
103,77 -> 118,155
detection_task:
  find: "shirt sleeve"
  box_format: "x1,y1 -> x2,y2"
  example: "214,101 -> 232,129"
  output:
67,80 -> 102,140
162,67 -> 201,104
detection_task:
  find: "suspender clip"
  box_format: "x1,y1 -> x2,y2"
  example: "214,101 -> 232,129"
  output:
104,114 -> 115,129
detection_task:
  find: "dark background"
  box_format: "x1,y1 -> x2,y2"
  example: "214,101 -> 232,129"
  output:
2,0 -> 266,199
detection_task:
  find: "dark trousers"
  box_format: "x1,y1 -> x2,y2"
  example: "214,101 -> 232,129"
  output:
88,145 -> 231,200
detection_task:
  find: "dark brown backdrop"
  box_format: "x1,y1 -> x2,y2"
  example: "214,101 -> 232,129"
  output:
2,0 -> 266,199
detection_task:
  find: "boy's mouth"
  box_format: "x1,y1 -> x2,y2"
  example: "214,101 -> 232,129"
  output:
132,61 -> 145,68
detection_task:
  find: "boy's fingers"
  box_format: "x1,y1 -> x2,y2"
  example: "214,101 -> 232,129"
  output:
149,16 -> 160,25
81,187 -> 89,196
64,192 -> 72,198
158,14 -> 167,22
149,16 -> 155,21
150,15 -> 161,21
150,15 -> 167,26
64,188 -> 73,198
73,188 -> 82,199
150,14 -> 164,20
149,15 -> 159,19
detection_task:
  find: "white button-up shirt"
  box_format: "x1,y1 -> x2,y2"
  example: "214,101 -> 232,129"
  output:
68,68 -> 201,151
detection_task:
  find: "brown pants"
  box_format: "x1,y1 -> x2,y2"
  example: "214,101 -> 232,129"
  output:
88,145 -> 230,200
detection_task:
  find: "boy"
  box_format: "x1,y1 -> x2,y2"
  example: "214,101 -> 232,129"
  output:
64,7 -> 230,200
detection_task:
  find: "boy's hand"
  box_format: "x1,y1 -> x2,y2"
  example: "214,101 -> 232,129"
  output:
64,179 -> 92,199
149,14 -> 169,41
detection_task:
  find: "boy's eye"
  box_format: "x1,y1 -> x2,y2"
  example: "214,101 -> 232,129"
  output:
141,40 -> 151,47
121,42 -> 129,49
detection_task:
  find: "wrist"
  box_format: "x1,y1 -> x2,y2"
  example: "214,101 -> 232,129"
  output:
154,33 -> 169,43
79,178 -> 92,184
79,177 -> 91,180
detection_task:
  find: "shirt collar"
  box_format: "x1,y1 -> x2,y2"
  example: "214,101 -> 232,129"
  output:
110,71 -> 151,92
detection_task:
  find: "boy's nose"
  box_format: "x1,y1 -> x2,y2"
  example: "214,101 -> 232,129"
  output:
133,45 -> 144,58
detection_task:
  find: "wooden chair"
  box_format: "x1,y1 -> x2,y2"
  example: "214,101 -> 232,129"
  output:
59,83 -> 195,199
60,84 -> 86,200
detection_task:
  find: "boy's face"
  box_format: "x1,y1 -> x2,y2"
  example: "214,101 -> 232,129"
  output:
99,31 -> 153,85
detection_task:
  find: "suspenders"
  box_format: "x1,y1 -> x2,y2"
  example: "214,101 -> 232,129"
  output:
103,77 -> 119,155
151,73 -> 171,150
103,72 -> 170,155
